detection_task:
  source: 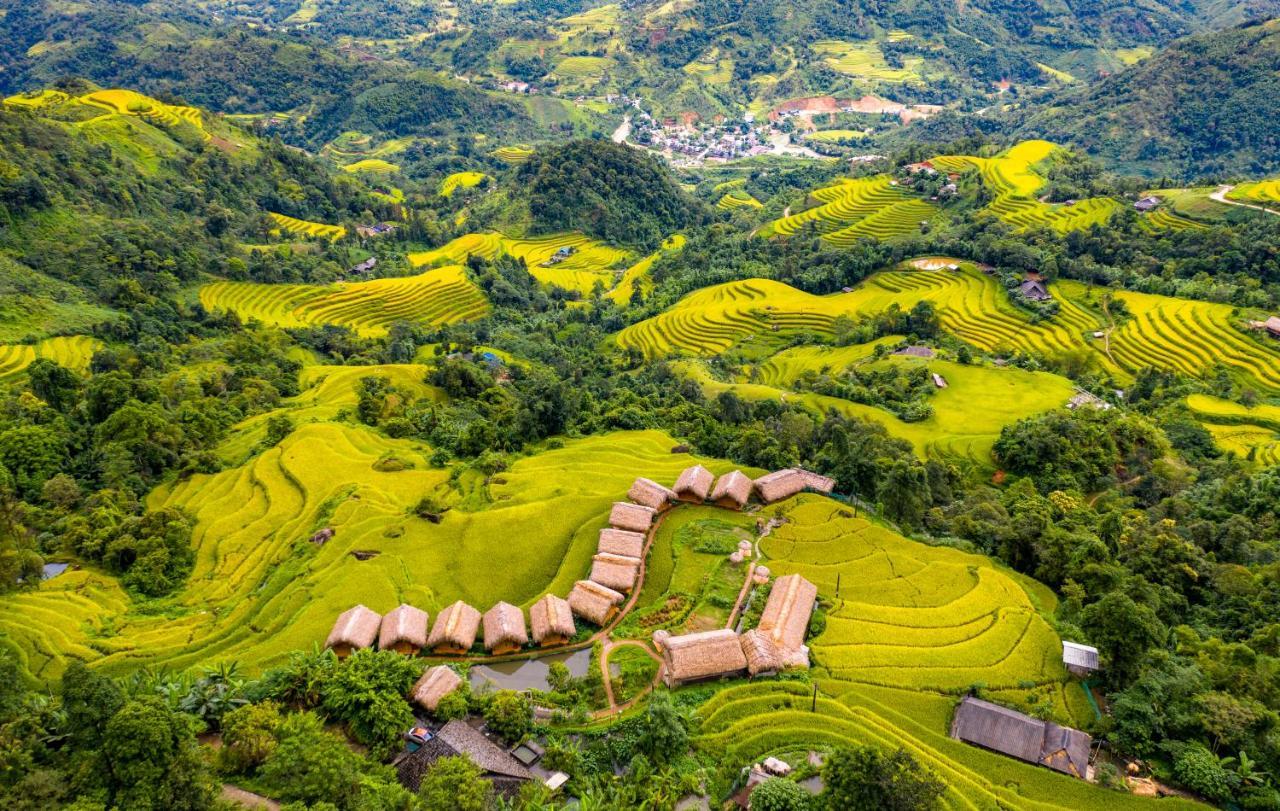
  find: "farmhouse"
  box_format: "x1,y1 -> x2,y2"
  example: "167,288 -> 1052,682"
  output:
598,527 -> 646,558
529,594 -> 575,646
609,501 -> 656,532
893,345 -> 934,358
1062,641 -> 1100,677
1020,277 -> 1051,302
1133,196 -> 1162,212
590,552 -> 642,592
427,600 -> 482,654
754,469 -> 836,504
568,579 -> 624,625
674,464 -> 714,502
710,470 -> 753,509
654,628 -> 750,687
396,720 -> 533,798
757,573 -> 818,666
349,257 -> 377,275
1264,316 -> 1280,339
628,477 -> 677,511
411,665 -> 462,712
482,602 -> 529,655
325,605 -> 381,658
379,604 -> 429,655
950,697 -> 1092,778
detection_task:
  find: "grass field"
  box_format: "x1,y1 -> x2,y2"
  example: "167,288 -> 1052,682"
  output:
410,232 -> 630,295
812,40 -> 922,83
758,175 -> 937,246
200,265 -> 489,337
268,212 -> 347,242
439,171 -> 489,197
342,159 -> 400,175
0,336 -> 104,383
932,141 -> 1121,234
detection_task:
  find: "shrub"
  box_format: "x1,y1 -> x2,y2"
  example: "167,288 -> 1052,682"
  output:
1172,743 -> 1235,803
483,690 -> 532,742
752,777 -> 812,811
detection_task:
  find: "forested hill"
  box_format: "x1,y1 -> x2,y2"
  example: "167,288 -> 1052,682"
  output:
1010,18 -> 1280,179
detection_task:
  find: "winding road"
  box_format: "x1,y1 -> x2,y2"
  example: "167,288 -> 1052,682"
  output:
1210,184 -> 1280,216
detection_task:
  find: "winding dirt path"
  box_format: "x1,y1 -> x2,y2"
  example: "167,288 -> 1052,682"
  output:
1210,185 -> 1280,216
597,639 -> 665,717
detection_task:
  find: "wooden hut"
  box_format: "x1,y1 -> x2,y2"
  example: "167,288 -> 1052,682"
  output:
710,470 -> 753,509
950,697 -> 1091,778
325,605 -> 382,658
568,580 -> 624,626
530,594 -> 575,647
655,628 -> 749,687
754,468 -> 835,504
673,464 -> 714,503
411,665 -> 462,713
628,477 -> 677,511
483,602 -> 529,655
739,629 -> 782,676
427,600 -> 481,655
590,552 -> 642,592
378,604 -> 429,655
598,527 -> 645,558
610,502 -> 656,533
758,573 -> 818,663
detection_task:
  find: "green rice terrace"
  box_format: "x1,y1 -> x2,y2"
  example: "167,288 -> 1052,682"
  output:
757,175 -> 938,245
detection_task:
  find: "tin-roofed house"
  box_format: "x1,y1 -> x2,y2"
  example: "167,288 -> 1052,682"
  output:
1062,641 -> 1100,678
396,719 -> 533,798
950,696 -> 1092,778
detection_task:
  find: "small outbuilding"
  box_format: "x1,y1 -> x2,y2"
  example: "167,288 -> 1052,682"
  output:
628,477 -> 677,511
568,580 -> 624,626
411,665 -> 462,713
529,594 -> 575,647
1020,278 -> 1051,302
950,697 -> 1092,778
655,628 -> 750,687
1263,315 -> 1280,339
427,600 -> 482,655
379,604 -> 429,655
754,469 -> 836,504
673,464 -> 715,503
609,501 -> 656,533
1133,195 -> 1162,212
483,602 -> 529,655
1062,641 -> 1100,678
710,470 -> 754,509
739,629 -> 782,676
396,719 -> 533,798
325,605 -> 382,658
598,527 -> 646,558
590,553 -> 642,592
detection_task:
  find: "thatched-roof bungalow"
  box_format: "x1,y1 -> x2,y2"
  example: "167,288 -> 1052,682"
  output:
325,604 -> 382,658
754,469 -> 836,504
950,697 -> 1091,778
590,553 -> 642,592
568,580 -> 624,626
739,629 -> 782,676
482,602 -> 529,655
710,470 -> 753,509
379,604 -> 429,655
411,665 -> 462,713
427,600 -> 481,655
396,720 -> 533,798
530,594 -> 575,647
656,628 -> 750,687
610,501 -> 656,533
674,464 -> 714,503
598,527 -> 646,558
758,573 -> 818,659
628,477 -> 677,511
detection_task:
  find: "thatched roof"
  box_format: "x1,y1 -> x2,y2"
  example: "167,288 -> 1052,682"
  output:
529,594 -> 574,644
396,719 -> 532,796
411,665 -> 462,712
739,629 -> 782,675
628,477 -> 677,510
427,600 -> 481,651
325,604 -> 382,651
758,573 -> 818,653
568,580 -> 623,625
660,629 -> 749,685
754,468 -> 835,504
379,604 -> 429,650
598,527 -> 645,558
590,552 -> 641,592
674,464 -> 714,501
610,501 -> 655,533
482,602 -> 528,651
949,697 -> 1091,778
710,470 -> 753,507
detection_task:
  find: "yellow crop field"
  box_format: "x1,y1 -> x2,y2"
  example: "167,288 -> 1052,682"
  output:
1186,394 -> 1280,466
812,40 -> 922,83
342,158 -> 400,175
606,234 -> 686,305
806,129 -> 867,142
439,171 -> 489,197
716,190 -> 763,210
79,88 -> 208,137
1227,180 -> 1280,205
492,145 -> 535,165
0,336 -> 104,382
199,264 -> 489,337
758,175 -> 936,245
411,231 -> 630,295
554,55 -> 614,79
268,212 -> 347,241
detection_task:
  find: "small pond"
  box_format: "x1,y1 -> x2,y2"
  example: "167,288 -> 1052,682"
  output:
469,647 -> 592,692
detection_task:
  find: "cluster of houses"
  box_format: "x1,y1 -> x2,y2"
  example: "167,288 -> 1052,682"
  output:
630,112 -> 775,161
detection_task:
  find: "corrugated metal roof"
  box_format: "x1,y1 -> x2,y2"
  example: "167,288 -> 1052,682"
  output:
1062,641 -> 1099,670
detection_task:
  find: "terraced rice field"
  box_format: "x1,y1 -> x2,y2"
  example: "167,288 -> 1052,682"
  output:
605,234 -> 685,305
1186,394 -> 1280,465
1227,180 -> 1280,205
439,171 -> 489,197
1141,207 -> 1209,232
342,159 -> 400,175
79,88 -> 208,137
200,265 -> 488,337
806,129 -> 867,143
554,55 -> 614,79
716,190 -> 763,210
931,140 -> 1122,234
0,336 -> 104,382
410,231 -> 630,295
268,212 -> 347,242
492,145 -> 535,165
0,429 -> 732,682
811,40 -> 922,82
757,175 -> 936,245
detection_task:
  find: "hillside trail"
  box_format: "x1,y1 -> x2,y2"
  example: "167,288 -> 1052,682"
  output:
1211,185 -> 1280,216
596,639 -> 665,717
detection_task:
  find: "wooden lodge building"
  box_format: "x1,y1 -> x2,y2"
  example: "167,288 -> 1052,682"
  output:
950,697 -> 1091,778
325,604 -> 382,658
530,594 -> 575,647
411,665 -> 462,712
482,602 -> 529,655
427,600 -> 482,654
379,604 -> 429,655
396,720 -> 533,798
